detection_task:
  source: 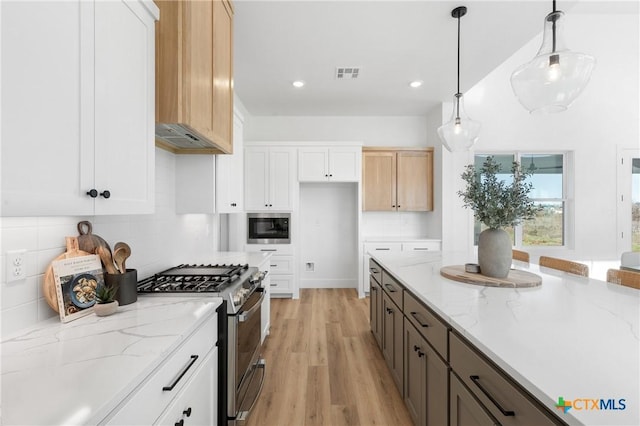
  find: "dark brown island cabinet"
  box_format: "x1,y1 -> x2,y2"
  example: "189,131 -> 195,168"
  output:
368,259 -> 565,426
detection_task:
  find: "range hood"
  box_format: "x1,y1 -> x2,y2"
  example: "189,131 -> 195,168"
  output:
154,0 -> 234,155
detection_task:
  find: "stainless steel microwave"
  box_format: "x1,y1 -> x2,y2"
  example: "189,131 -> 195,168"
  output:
247,213 -> 291,244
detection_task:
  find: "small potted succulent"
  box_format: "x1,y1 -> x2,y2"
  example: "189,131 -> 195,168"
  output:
458,156 -> 540,278
94,283 -> 119,316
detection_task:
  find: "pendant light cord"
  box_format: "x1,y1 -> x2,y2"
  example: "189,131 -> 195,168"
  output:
456,11 -> 461,117
552,0 -> 557,53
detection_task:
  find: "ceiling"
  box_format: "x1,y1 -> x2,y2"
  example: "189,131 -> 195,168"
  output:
233,1 -> 637,117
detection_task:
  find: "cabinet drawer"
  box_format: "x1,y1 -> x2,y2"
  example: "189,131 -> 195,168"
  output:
364,242 -> 402,253
404,291 -> 448,360
269,256 -> 293,274
105,316 -> 217,425
269,275 -> 293,292
402,241 -> 441,252
369,259 -> 382,284
245,244 -> 293,255
381,270 -> 403,309
450,332 -> 560,426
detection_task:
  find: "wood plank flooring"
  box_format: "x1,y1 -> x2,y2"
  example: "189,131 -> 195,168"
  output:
246,288 -> 413,426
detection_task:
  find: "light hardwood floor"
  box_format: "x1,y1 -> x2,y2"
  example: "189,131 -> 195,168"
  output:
246,288 -> 413,426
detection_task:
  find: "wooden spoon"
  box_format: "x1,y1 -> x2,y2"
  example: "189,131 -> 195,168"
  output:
113,242 -> 132,273
97,246 -> 118,275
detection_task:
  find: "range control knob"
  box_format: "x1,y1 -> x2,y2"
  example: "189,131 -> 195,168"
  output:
233,294 -> 242,306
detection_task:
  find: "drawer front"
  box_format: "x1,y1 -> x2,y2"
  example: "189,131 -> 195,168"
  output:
106,315 -> 217,425
402,241 -> 441,252
381,270 -> 403,309
404,291 -> 448,360
369,258 -> 382,284
245,244 -> 294,255
450,333 -> 560,426
269,275 -> 293,292
364,242 -> 402,254
269,255 -> 293,274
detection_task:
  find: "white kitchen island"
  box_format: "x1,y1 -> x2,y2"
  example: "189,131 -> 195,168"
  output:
370,250 -> 639,426
1,296 -> 221,425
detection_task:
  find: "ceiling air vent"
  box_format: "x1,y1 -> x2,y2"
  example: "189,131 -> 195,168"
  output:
335,67 -> 360,79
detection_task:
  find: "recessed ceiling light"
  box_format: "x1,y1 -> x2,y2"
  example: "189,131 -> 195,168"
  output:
292,80 -> 305,88
409,80 -> 423,88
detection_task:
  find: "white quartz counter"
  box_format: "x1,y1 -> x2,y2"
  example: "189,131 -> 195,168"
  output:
370,251 -> 640,426
1,296 -> 222,425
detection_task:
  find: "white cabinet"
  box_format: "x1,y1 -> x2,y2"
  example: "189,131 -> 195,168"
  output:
362,240 -> 441,294
298,147 -> 361,182
246,245 -> 296,298
105,314 -> 217,425
175,110 -> 244,214
244,147 -> 296,211
155,348 -> 218,426
216,112 -> 245,213
1,0 -> 157,216
257,256 -> 272,344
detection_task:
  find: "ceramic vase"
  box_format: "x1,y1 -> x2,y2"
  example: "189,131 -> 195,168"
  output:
94,300 -> 119,316
477,228 -> 512,278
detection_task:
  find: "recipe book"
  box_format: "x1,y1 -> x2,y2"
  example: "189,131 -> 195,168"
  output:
52,254 -> 105,323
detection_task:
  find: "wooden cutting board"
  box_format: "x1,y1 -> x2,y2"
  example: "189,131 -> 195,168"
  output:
43,237 -> 92,312
440,265 -> 542,288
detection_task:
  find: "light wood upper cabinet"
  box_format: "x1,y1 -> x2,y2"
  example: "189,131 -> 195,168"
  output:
155,0 -> 234,154
362,148 -> 433,212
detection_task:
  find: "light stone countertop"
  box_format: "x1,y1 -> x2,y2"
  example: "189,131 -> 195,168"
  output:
369,250 -> 640,426
363,236 -> 441,242
1,296 -> 222,426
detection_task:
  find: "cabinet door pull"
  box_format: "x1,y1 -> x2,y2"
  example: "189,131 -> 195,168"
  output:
175,419 -> 184,426
270,264 -> 278,267
413,247 -> 430,251
375,248 -> 390,251
418,350 -> 425,358
410,311 -> 430,328
386,307 -> 393,314
183,407 -> 192,417
384,283 -> 397,293
470,375 -> 515,417
270,283 -> 278,287
413,345 -> 420,352
162,355 -> 199,391
260,249 -> 277,252
371,287 -> 377,292
369,267 -> 379,273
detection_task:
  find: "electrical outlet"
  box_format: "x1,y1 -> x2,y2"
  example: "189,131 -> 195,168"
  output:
6,249 -> 27,282
305,262 -> 315,272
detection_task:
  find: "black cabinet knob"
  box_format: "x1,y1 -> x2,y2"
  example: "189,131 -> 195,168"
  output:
329,174 -> 333,177
175,420 -> 184,426
269,204 -> 273,207
183,407 -> 192,417
265,204 -> 268,207
392,205 -> 396,208
231,203 -> 237,207
325,174 -> 328,177
397,205 -> 401,208
86,189 -> 98,198
100,190 -> 111,199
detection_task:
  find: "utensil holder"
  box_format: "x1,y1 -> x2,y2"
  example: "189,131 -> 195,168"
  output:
105,269 -> 138,306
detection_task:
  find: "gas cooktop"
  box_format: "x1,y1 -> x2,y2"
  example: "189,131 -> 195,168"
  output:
137,264 -> 250,293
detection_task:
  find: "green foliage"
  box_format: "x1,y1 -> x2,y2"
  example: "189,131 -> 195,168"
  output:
459,156 -> 541,229
95,283 -> 117,304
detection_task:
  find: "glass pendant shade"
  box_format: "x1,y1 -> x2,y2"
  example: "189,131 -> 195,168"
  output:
511,10 -> 595,113
438,93 -> 481,152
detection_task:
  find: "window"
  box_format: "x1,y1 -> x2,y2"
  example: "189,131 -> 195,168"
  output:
473,153 -> 566,247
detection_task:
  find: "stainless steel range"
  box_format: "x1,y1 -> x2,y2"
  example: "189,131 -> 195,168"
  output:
137,264 -> 266,425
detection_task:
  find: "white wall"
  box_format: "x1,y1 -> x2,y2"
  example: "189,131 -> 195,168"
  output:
0,148 -> 220,336
299,182 -> 358,288
438,12 -> 639,264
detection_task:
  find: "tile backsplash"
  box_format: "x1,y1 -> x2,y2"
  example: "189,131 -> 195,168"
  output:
1,149 -> 219,336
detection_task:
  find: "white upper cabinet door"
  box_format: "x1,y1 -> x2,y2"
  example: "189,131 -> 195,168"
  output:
1,1 -> 94,216
93,0 -> 155,214
328,147 -> 361,182
216,113 -> 245,213
0,0 -> 157,216
269,148 -> 295,210
244,147 -> 270,210
298,148 -> 329,182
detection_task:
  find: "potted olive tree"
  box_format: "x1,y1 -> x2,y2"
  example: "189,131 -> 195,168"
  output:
458,156 -> 540,278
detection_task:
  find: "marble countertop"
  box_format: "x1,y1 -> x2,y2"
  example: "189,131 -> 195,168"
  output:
1,296 -> 222,425
370,251 -> 639,426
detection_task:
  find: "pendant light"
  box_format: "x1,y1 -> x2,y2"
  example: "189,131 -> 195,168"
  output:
438,6 -> 481,152
510,0 -> 595,113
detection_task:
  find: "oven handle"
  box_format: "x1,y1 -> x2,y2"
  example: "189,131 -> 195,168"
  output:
239,287 -> 265,322
236,359 -> 266,422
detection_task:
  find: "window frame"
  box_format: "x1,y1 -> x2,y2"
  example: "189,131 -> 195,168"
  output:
473,151 -> 570,249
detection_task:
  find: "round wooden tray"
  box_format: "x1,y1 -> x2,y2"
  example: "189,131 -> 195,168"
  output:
440,265 -> 541,288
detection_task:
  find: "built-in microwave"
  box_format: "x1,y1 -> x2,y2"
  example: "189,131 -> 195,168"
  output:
247,213 -> 291,244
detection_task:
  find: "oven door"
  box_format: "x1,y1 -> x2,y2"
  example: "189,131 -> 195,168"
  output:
231,287 -> 266,424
